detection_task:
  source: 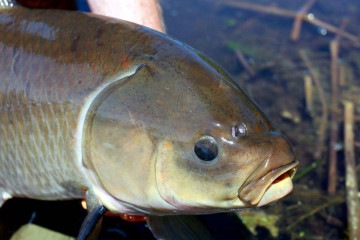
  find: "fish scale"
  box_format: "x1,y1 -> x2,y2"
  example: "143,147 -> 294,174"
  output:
0,5 -> 298,239
0,7 -> 147,207
1,17 -> 93,202
0,96 -> 79,199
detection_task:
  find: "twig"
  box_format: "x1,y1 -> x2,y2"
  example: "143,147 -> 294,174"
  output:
222,1 -> 360,45
307,17 -> 358,44
234,49 -> 256,76
319,212 -> 344,228
299,50 -> 328,160
292,160 -> 318,181
303,75 -> 313,115
328,19 -> 348,194
343,100 -> 360,240
223,1 -> 295,17
339,63 -> 346,86
286,194 -> 343,230
334,19 -> 349,42
290,0 -> 317,41
328,40 -> 340,194
292,187 -> 331,200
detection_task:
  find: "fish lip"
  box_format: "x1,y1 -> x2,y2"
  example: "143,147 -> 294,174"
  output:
238,158 -> 299,206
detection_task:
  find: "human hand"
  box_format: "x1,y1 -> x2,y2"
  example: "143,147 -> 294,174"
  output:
87,0 -> 166,33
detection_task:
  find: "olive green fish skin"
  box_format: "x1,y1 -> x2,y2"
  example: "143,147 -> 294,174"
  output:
0,8 -> 151,202
0,7 -> 298,214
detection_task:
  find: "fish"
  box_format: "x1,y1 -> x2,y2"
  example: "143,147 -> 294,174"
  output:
0,1 -> 299,239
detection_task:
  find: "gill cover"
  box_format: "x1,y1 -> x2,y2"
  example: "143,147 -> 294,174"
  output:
82,64 -> 166,212
81,58 -> 257,212
82,46 -> 297,213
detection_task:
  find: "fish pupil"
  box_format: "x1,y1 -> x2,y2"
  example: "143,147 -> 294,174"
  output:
194,136 -> 218,161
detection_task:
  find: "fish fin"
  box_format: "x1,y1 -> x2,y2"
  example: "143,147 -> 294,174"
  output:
77,190 -> 106,240
147,215 -> 214,240
0,0 -> 18,9
77,204 -> 106,240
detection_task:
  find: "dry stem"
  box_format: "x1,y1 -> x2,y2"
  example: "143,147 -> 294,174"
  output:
328,40 -> 340,194
304,75 -> 313,114
223,1 -> 360,44
290,0 -> 317,40
223,1 -> 294,17
286,194 -> 343,230
339,63 -> 346,86
234,49 -> 256,76
328,19 -> 348,194
343,100 -> 360,240
299,50 -> 328,160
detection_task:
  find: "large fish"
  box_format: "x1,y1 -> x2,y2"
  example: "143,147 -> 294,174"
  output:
0,1 -> 298,239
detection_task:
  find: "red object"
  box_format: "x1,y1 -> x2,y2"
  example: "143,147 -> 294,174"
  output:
105,212 -> 147,222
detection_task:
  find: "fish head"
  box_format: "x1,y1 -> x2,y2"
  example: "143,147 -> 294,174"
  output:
82,37 -> 298,214
147,53 -> 299,212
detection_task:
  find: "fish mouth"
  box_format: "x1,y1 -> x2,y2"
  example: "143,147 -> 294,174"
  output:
238,158 -> 299,206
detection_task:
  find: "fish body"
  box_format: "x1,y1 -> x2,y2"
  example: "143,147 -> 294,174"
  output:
0,4 -> 298,230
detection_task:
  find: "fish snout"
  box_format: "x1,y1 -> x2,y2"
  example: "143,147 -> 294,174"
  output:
238,132 -> 299,207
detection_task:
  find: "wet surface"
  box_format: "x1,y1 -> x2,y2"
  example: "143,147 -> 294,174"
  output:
1,0 -> 359,239
162,1 -> 359,239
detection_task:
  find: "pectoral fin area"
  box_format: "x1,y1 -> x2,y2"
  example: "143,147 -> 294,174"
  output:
77,204 -> 106,240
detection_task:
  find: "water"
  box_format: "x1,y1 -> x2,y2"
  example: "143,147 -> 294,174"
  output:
162,1 -> 359,239
2,1 -> 360,239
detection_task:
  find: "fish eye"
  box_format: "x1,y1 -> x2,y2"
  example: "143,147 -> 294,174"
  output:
194,136 -> 218,161
232,123 -> 247,138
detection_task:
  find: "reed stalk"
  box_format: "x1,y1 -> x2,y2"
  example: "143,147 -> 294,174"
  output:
299,50 -> 328,160
234,49 -> 255,76
343,100 -> 360,240
223,1 -> 360,44
327,40 -> 340,194
290,0 -> 317,40
303,75 -> 313,115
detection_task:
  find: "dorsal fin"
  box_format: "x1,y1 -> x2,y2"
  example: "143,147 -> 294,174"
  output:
0,0 -> 18,9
